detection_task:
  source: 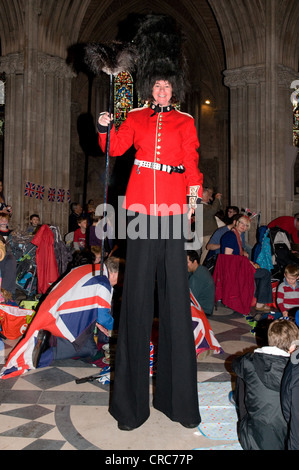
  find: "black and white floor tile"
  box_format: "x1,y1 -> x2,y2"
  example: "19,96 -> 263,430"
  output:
0,305 -> 260,450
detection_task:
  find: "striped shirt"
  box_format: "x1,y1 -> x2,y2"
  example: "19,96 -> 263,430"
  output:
276,279 -> 299,312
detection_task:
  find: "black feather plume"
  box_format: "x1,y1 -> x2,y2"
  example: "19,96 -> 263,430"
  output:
80,15 -> 187,103
133,14 -> 188,102
84,41 -> 137,76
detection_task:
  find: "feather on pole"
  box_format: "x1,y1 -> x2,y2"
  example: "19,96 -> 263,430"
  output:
82,40 -> 137,276
84,41 -> 137,76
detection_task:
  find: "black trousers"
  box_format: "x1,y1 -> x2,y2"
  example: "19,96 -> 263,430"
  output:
109,214 -> 201,428
254,268 -> 273,304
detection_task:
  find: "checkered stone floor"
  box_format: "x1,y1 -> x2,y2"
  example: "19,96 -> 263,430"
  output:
0,305 -> 258,450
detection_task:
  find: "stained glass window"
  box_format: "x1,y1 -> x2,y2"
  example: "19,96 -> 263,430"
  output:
294,97 -> 299,148
114,71 -> 134,130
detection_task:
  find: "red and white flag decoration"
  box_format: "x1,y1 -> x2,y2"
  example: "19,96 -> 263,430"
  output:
0,264 -> 112,379
24,181 -> 71,203
57,188 -> 65,203
35,185 -> 45,200
48,187 -> 56,202
24,182 -> 36,198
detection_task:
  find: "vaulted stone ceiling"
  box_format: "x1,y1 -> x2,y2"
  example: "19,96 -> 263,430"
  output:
1,0 -> 297,105
209,0 -> 299,69
0,0 -> 227,108
77,0 -> 226,106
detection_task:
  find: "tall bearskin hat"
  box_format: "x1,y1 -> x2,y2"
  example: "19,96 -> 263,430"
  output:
133,14 -> 188,103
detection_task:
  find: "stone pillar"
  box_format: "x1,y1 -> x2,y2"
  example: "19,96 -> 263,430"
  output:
223,65 -> 266,216
0,52 -> 75,235
35,53 -> 75,234
214,108 -> 229,204
70,101 -> 83,205
224,64 -> 298,243
0,53 -> 25,225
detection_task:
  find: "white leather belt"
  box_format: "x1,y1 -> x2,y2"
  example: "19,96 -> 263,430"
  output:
134,159 -> 185,175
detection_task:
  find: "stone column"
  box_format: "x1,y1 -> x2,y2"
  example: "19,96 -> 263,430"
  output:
36,52 -> 75,234
0,52 -> 75,235
224,64 -> 298,243
0,53 -> 25,225
214,108 -> 229,203
224,65 -> 266,214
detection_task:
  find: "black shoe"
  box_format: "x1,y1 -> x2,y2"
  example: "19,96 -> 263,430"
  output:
118,422 -> 135,431
32,330 -> 51,368
181,422 -> 199,429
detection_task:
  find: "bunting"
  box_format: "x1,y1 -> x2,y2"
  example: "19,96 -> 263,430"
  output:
24,181 -> 71,204
35,185 -> 45,200
57,188 -> 65,203
48,187 -> 56,202
24,182 -> 36,198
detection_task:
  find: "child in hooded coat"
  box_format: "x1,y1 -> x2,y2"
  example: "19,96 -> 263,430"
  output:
232,319 -> 299,450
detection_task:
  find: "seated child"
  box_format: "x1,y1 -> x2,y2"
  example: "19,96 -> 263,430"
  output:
27,214 -> 41,234
73,216 -> 88,251
277,264 -> 299,319
90,245 -> 101,264
232,319 -> 299,450
0,213 -> 16,296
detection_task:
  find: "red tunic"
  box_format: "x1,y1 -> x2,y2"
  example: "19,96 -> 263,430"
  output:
98,106 -> 203,216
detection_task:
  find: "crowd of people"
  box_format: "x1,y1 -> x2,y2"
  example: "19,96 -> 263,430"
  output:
1,174 -> 299,449
197,197 -> 299,450
62,191 -> 299,449
1,6 -> 299,444
0,192 -> 127,386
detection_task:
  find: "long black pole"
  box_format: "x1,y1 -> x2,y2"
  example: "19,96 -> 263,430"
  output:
100,73 -> 113,276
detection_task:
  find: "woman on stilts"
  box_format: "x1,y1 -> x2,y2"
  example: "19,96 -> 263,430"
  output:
96,14 -> 203,430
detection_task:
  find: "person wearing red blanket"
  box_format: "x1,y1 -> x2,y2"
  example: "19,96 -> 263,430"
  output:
31,224 -> 59,295
268,214 -> 299,244
220,215 -> 273,313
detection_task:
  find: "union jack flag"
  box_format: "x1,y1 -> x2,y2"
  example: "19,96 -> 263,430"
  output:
67,189 -> 71,204
48,187 -> 56,202
35,184 -> 45,200
0,264 -> 113,379
57,188 -> 65,203
190,290 -> 223,357
24,182 -> 36,197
